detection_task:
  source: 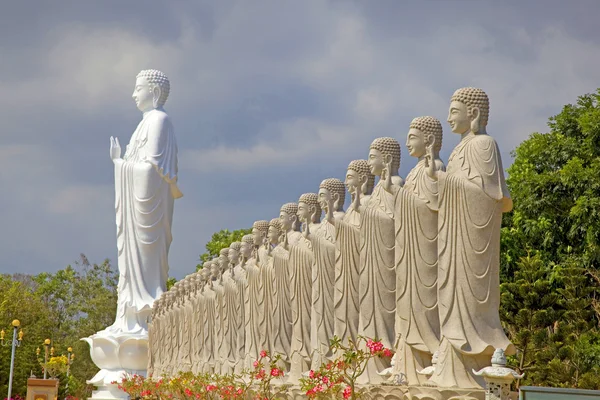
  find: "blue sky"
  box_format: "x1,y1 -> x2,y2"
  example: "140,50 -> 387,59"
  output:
1,0 -> 599,278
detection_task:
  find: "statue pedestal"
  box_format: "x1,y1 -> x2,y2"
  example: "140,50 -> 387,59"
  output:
281,384 -> 485,400
82,331 -> 148,400
26,378 -> 59,400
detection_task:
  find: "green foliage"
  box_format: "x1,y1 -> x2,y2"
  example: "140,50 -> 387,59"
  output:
501,89 -> 600,388
196,228 -> 251,270
0,255 -> 118,399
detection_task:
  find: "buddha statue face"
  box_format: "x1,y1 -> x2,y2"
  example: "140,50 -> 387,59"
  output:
267,225 -> 280,245
345,169 -> 360,194
318,187 -> 332,209
368,148 -> 385,177
279,211 -> 297,232
210,262 -> 220,280
447,100 -> 471,135
297,202 -> 311,223
228,248 -> 240,265
132,76 -> 156,113
252,228 -> 266,246
240,241 -> 253,259
406,128 -> 426,158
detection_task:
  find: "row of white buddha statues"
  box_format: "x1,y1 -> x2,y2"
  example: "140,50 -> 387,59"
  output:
147,87 -> 515,390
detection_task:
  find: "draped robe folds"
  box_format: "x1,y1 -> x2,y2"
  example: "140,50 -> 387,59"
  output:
430,133 -> 514,389
108,108 -> 182,335
214,279 -> 227,374
258,248 -> 275,355
223,269 -> 239,373
334,207 -> 362,346
393,160 -> 444,385
191,291 -> 205,374
245,256 -> 262,367
233,264 -> 248,373
147,319 -> 155,376
272,245 -> 292,366
171,303 -> 183,374
179,297 -> 193,372
202,287 -> 217,373
357,183 -> 398,384
288,229 -> 318,382
310,219 -> 339,370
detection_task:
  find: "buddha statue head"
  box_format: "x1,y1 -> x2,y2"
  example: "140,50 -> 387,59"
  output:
318,178 -> 346,212
210,259 -> 221,280
132,69 -> 170,113
298,193 -> 321,224
200,266 -> 212,289
240,234 -> 254,260
346,159 -> 375,195
279,202 -> 300,232
407,116 -> 443,159
252,220 -> 270,246
448,87 -> 489,135
268,218 -> 284,245
219,248 -> 230,272
369,137 -> 401,177
228,242 -> 241,265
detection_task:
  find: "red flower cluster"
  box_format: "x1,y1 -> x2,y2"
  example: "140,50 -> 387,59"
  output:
366,339 -> 384,354
343,386 -> 352,399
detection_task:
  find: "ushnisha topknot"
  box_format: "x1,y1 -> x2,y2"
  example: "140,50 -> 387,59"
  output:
136,69 -> 170,107
410,116 -> 443,153
252,220 -> 270,233
348,159 -> 375,194
370,137 -> 401,174
320,178 -> 346,207
219,248 -> 229,257
280,202 -> 299,216
451,87 -> 490,128
298,192 -> 321,219
229,242 -> 242,251
242,234 -> 254,244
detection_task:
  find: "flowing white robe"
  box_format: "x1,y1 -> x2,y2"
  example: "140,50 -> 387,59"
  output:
393,159 -> 444,385
430,133 -> 514,389
108,108 -> 182,335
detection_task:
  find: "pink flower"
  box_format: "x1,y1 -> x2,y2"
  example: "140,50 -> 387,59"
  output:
270,368 -> 283,377
255,369 -> 266,379
260,350 -> 268,358
184,388 -> 193,396
322,376 -> 329,385
309,370 -> 315,379
343,386 -> 352,399
382,348 -> 393,358
253,360 -> 259,368
206,385 -> 217,392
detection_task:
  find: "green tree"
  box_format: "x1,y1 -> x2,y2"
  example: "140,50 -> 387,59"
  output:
501,89 -> 600,388
196,228 -> 251,270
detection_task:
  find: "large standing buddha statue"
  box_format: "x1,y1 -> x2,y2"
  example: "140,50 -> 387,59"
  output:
385,116 -> 445,385
357,137 -> 403,384
334,160 -> 374,345
428,88 -> 514,389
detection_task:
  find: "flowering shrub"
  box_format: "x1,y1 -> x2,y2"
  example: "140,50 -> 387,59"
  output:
115,350 -> 289,399
116,337 -> 392,399
299,336 -> 395,399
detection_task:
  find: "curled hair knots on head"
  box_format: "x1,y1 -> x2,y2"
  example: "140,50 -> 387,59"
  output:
219,248 -> 230,257
370,137 -> 401,174
348,159 -> 375,194
269,218 -> 284,234
410,116 -> 443,153
299,192 -> 322,219
253,220 -> 270,233
229,242 -> 241,251
136,69 -> 170,107
242,234 -> 254,244
451,87 -> 490,127
320,178 -> 346,207
280,202 -> 299,216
